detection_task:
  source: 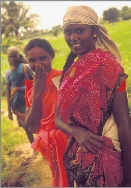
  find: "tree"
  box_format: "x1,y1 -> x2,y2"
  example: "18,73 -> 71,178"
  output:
1,1 -> 40,39
120,6 -> 131,20
52,25 -> 62,37
103,7 -> 119,23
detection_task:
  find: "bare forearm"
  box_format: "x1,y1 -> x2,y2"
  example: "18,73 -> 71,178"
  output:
55,110 -> 105,153
6,87 -> 11,111
7,94 -> 11,111
55,115 -> 74,135
118,119 -> 131,180
113,91 -> 131,181
25,94 -> 42,133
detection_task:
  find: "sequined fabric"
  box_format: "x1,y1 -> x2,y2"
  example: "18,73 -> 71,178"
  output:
57,48 -> 127,186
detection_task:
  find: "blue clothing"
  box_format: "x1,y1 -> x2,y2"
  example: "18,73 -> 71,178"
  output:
5,63 -> 33,114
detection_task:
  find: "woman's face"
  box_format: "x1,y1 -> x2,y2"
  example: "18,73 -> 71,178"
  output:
26,47 -> 52,73
8,52 -> 20,67
64,24 -> 95,55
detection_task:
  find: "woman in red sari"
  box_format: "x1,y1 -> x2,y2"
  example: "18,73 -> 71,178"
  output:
24,38 -> 68,187
55,5 -> 131,187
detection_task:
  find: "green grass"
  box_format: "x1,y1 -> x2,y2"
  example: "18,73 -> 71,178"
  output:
103,20 -> 131,92
1,116 -> 27,153
1,53 -> 10,75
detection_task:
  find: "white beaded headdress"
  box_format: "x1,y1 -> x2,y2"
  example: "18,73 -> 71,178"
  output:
63,5 -> 122,65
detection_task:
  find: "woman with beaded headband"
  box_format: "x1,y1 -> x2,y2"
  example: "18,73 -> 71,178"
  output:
55,5 -> 131,187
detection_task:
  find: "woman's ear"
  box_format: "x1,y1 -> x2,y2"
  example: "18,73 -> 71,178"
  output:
51,54 -> 55,59
91,25 -> 97,36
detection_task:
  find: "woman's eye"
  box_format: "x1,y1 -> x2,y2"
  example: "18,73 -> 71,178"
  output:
64,30 -> 71,36
77,29 -> 84,34
28,59 -> 35,63
40,56 -> 46,61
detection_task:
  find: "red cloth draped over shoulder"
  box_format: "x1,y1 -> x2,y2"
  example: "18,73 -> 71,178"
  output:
57,48 -> 128,186
57,48 -> 127,133
25,69 -> 68,187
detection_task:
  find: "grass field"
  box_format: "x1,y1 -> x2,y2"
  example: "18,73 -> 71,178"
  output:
1,20 -> 131,186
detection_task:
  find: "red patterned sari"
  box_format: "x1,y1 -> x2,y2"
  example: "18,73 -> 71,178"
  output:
57,48 -> 128,187
25,69 -> 68,187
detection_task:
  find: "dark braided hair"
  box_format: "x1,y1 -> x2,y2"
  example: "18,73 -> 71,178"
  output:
60,51 -> 77,84
23,38 -> 55,59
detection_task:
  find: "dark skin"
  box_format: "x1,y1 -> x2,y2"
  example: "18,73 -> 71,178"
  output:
113,92 -> 131,186
6,50 -> 34,144
55,24 -> 131,186
7,82 -> 13,120
25,47 -> 53,134
55,108 -> 104,153
6,51 -> 20,120
25,66 -> 47,133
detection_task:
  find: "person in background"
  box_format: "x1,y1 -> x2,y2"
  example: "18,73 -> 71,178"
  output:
5,46 -> 35,155
55,5 -> 131,187
24,38 -> 68,187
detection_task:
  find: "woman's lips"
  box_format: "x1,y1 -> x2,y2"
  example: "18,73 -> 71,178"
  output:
72,44 -> 80,47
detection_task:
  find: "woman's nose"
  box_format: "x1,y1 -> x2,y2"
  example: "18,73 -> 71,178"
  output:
70,33 -> 77,40
35,60 -> 42,66
10,57 -> 15,60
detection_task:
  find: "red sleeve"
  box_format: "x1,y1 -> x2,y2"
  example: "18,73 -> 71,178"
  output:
116,79 -> 126,92
25,80 -> 33,108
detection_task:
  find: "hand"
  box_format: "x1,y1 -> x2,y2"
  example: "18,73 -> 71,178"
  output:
33,65 -> 47,96
8,110 -> 13,120
71,126 -> 104,154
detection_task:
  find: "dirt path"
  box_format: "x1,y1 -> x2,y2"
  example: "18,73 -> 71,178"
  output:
2,111 -> 52,187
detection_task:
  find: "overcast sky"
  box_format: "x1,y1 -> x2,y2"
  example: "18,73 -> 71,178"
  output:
23,1 -> 131,29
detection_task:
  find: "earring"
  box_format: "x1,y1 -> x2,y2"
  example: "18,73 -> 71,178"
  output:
94,34 -> 97,38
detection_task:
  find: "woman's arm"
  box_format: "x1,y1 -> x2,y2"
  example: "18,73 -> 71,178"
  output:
25,94 -> 42,134
6,82 -> 13,120
25,66 -> 46,134
55,106 -> 104,154
113,91 -> 131,186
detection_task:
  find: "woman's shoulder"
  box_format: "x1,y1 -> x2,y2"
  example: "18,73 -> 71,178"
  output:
5,69 -> 12,83
99,49 -> 116,60
22,63 -> 30,70
99,50 -> 124,80
98,50 -> 123,69
52,69 -> 62,77
53,69 -> 62,74
5,69 -> 11,76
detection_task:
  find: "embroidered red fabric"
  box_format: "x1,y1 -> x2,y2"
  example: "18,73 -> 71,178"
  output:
57,48 -> 127,186
57,48 -> 127,134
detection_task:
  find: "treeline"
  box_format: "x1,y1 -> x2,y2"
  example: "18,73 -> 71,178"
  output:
1,1 -> 131,53
1,1 -> 63,53
102,6 -> 131,23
